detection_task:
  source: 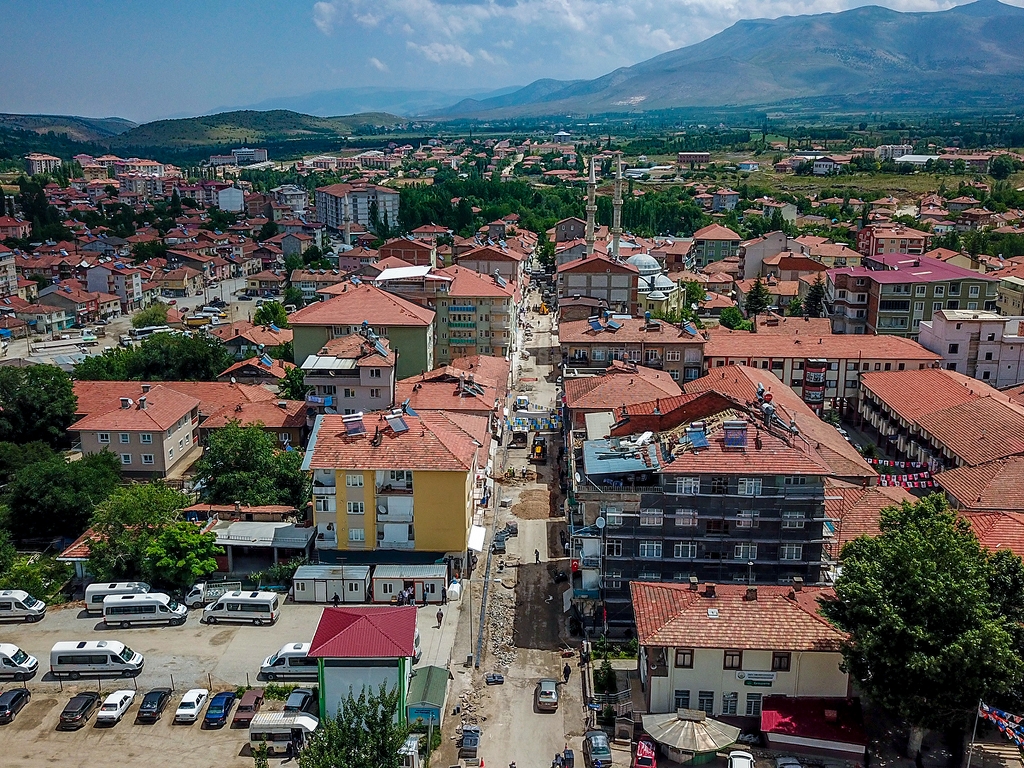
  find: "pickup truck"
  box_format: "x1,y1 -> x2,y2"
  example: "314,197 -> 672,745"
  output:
185,581 -> 242,608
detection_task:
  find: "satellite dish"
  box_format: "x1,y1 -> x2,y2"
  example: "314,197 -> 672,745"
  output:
574,472 -> 581,484
596,517 -> 607,529
230,376 -> 236,384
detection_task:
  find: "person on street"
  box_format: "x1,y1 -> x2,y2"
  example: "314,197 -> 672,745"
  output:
535,549 -> 541,563
441,585 -> 448,605
331,593 -> 340,608
563,663 -> 571,682
436,607 -> 444,628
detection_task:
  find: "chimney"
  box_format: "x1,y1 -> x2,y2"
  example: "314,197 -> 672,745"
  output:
120,397 -> 131,409
277,400 -> 287,409
138,396 -> 146,410
688,575 -> 699,591
745,586 -> 758,601
704,583 -> 716,598
234,500 -> 241,516
141,383 -> 151,393
792,576 -> 804,591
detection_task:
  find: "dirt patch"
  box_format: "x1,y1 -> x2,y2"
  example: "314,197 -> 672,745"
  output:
513,563 -> 568,651
548,519 -> 568,560
512,489 -> 555,520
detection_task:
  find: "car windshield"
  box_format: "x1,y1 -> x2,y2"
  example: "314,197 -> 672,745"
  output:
10,649 -> 28,665
208,705 -> 223,713
179,701 -> 195,709
266,653 -> 279,666
119,646 -> 136,663
101,703 -> 117,710
21,594 -> 40,608
168,599 -> 181,611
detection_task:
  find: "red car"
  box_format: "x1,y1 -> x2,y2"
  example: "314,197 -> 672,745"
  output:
633,736 -> 657,768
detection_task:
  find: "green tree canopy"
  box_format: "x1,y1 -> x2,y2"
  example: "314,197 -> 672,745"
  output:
145,521 -> 222,591
0,441 -> 56,484
299,684 -> 408,768
73,332 -> 233,381
990,155 -> 1018,181
193,421 -> 309,508
821,494 -> 1024,754
279,366 -> 311,401
803,274 -> 827,318
253,301 -> 289,328
0,364 -> 78,448
132,302 -> 169,328
718,306 -> 751,331
743,277 -> 773,320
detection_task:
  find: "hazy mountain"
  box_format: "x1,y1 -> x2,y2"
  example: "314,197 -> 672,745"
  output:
439,0 -> 1024,118
0,113 -> 137,142
233,86 -> 525,118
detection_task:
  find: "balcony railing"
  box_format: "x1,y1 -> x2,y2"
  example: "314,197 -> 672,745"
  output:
448,321 -> 477,329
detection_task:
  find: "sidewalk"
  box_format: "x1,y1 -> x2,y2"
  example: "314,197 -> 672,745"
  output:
415,595 -> 462,670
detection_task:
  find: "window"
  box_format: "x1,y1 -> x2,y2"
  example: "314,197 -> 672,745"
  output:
783,476 -> 807,486
915,285 -> 926,296
737,478 -> 761,496
120,454 -> 132,465
675,477 -> 700,495
604,508 -> 624,527
178,438 -> 184,449
970,285 -> 981,298
343,389 -> 355,399
315,497 -> 336,513
989,334 -> 996,342
669,370 -> 680,381
346,474 -> 363,487
119,433 -> 130,444
638,569 -> 660,580
946,362 -> 957,371
985,352 -> 993,361
698,691 -> 714,715
706,519 -> 728,535
675,649 -> 694,668
347,501 -> 365,515
140,433 -> 152,444
640,509 -> 664,526
369,388 -> 381,399
98,432 -> 110,444
348,528 -> 365,543
639,540 -> 662,559
782,512 -> 806,528
606,571 -> 622,589
168,448 -> 174,458
665,350 -> 681,362
674,690 -> 691,709
737,511 -> 761,528
674,541 -> 697,559
605,539 -> 623,557
141,454 -> 154,465
780,544 -> 803,561
746,693 -> 763,717
710,476 -> 728,494
721,692 -> 738,716
675,509 -> 698,527
933,302 -> 943,313
735,543 -> 757,560
772,652 -> 792,672
948,343 -> 959,354
380,582 -> 393,594
369,368 -> 381,378
914,301 -> 924,312
934,285 -> 945,297
724,650 -> 742,670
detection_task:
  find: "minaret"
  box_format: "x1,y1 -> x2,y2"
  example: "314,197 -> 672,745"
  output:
611,154 -> 623,260
585,158 -> 597,257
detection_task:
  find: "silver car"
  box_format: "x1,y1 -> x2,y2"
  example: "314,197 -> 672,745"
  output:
535,678 -> 559,711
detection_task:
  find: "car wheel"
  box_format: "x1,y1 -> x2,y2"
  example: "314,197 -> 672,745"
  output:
253,618 -> 263,626
173,617 -> 186,626
207,616 -> 217,624
69,671 -> 80,680
265,672 -> 276,681
121,621 -> 131,628
14,672 -> 25,681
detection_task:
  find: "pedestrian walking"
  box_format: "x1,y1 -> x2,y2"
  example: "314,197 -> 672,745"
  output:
563,663 -> 571,682
535,549 -> 541,563
436,607 -> 444,628
441,585 -> 448,605
331,593 -> 340,608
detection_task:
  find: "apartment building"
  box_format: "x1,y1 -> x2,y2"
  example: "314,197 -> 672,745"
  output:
315,183 -> 400,233
301,409 -> 489,575
0,248 -> 19,297
827,256 -> 998,337
86,263 -> 145,311
0,216 -> 32,241
301,328 -> 396,415
855,224 -> 931,258
556,253 -> 640,316
560,316 -> 705,383
377,238 -> 437,268
25,153 -> 62,175
456,243 -> 528,284
69,385 -> 200,478
632,581 -> 847,720
918,310 -> 1024,386
434,266 -> 518,363
690,225 -> 741,270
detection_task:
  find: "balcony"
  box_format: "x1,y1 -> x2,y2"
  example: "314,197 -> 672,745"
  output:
448,321 -> 477,329
313,485 -> 337,496
450,305 -> 476,313
449,338 -> 477,345
375,497 -> 413,522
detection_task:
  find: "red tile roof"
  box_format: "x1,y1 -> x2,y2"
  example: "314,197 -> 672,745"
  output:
964,511 -> 1024,556
556,251 -> 637,274
70,385 -> 198,432
209,321 -> 293,346
73,380 -> 276,420
559,317 -> 703,345
308,606 -> 417,659
313,333 -> 394,366
823,479 -> 915,551
631,581 -> 844,651
564,361 -> 682,410
449,355 -> 510,401
396,368 -> 499,414
704,329 -> 940,362
693,224 -> 741,241
202,399 -> 306,430
219,356 -> 295,381
436,266 -> 515,298
290,283 -> 434,327
934,456 -> 1024,511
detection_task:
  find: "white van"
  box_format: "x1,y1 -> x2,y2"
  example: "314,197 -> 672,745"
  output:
103,592 -> 188,628
0,589 -> 46,622
203,591 -> 281,626
261,643 -> 318,680
0,643 -> 39,680
84,582 -> 150,615
249,712 -> 319,756
50,640 -> 145,679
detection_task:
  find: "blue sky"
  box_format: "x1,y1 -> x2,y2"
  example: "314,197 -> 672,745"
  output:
0,0 -> 1016,122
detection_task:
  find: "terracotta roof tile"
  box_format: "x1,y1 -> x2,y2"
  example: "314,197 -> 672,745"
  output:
935,456 -> 1024,511
823,479 -> 915,550
563,362 -> 682,410
704,330 -> 940,362
73,381 -> 276,421
693,224 -> 741,241
559,317 -> 703,345
202,399 -> 306,430
71,384 -> 198,432
964,511 -> 1024,557
219,356 -> 295,381
290,283 -> 434,327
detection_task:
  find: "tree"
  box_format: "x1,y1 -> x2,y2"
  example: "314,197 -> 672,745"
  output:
132,302 -> 169,328
804,274 -> 827,318
785,297 -> 803,316
193,421 -> 309,508
299,684 -> 408,768
74,332 -> 234,382
0,441 -> 55,484
821,495 -> 1024,756
0,364 -> 78,448
87,483 -> 190,582
253,301 -> 289,328
283,286 -> 305,310
4,452 -> 121,541
258,221 -> 279,241
253,741 -> 270,768
743,277 -> 773,321
145,521 -> 222,591
719,306 -> 747,330
279,366 -> 311,401
991,155 -> 1019,182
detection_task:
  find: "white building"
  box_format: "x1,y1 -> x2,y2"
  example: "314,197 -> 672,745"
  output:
874,145 -> 914,161
217,187 -> 245,213
918,309 -> 1024,387
632,581 -> 849,721
315,183 -> 400,233
271,184 -> 308,216
25,153 -> 62,175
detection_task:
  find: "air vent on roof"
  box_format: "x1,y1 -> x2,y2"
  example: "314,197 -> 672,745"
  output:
707,608 -> 719,618
343,412 -> 366,435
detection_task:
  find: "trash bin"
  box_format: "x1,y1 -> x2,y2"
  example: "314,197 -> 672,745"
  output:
563,749 -> 575,768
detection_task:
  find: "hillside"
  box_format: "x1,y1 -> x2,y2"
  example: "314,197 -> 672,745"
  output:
437,0 -> 1024,117
236,85 -> 524,117
0,113 -> 136,142
107,109 -> 405,150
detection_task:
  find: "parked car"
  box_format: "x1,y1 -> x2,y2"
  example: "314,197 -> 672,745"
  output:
584,730 -> 613,767
136,688 -> 172,723
729,751 -> 755,768
174,688 -> 209,723
231,689 -> 264,727
775,758 -> 802,768
203,691 -> 237,728
283,688 -> 314,713
0,688 -> 30,723
96,690 -> 136,725
238,295 -> 253,301
633,735 -> 657,768
535,678 -> 559,711
59,692 -> 101,729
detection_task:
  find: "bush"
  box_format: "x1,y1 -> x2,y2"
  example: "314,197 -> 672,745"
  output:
594,657 -> 618,694
263,682 -> 299,700
0,554 -> 73,603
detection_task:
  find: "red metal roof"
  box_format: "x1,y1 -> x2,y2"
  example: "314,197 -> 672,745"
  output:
761,696 -> 867,748
308,606 -> 417,658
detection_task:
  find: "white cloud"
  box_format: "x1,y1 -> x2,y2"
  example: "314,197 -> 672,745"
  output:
407,41 -> 476,65
312,1 -> 338,34
368,56 -> 390,71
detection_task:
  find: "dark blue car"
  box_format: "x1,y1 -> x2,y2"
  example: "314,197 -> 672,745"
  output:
203,691 -> 236,728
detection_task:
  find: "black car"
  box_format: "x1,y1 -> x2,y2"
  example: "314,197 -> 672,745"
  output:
0,688 -> 30,723
283,688 -> 314,713
58,692 -> 101,729
136,688 -> 172,723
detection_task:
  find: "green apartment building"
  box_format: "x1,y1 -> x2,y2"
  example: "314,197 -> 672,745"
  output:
433,266 -> 519,363
689,223 -> 742,269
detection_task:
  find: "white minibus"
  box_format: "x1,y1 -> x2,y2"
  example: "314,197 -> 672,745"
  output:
0,589 -> 46,622
0,643 -> 39,680
49,640 -> 145,679
248,712 -> 319,755
103,592 -> 188,627
84,582 -> 150,615
202,591 -> 281,626
261,643 -> 318,680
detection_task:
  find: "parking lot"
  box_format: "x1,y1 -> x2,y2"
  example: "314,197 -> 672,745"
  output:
0,599 -> 456,766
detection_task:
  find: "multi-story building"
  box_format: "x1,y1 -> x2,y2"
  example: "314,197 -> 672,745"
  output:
677,152 -> 711,168
855,224 -> 930,258
918,310 -> 1024,386
86,263 -> 145,312
689,224 -> 741,269
434,266 -> 518,363
301,409 -> 489,576
556,253 -> 639,315
991,261 -> 1024,315
456,244 -> 528,284
233,147 -> 269,166
290,269 -> 348,302
289,282 -> 435,379
377,238 -> 437,268
315,183 -> 400,234
300,328 -> 396,415
69,385 -> 200,478
553,217 -> 588,244
37,284 -> 101,324
560,315 -> 705,383
0,216 -> 32,241
827,256 -> 998,337
703,327 -> 940,413
25,153 -> 62,175
0,248 -> 18,297
631,581 -> 847,721
271,184 -> 308,215
874,144 -> 914,161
